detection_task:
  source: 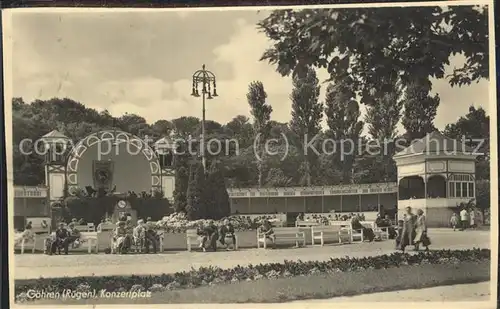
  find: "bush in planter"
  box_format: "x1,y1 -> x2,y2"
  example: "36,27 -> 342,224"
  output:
15,248 -> 490,300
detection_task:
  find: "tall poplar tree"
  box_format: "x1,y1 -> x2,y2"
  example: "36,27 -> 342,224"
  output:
401,82 -> 440,141
247,81 -> 273,187
324,76 -> 364,184
289,67 -> 323,186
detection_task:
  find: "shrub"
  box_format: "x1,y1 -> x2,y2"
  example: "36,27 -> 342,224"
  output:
15,248 -> 490,302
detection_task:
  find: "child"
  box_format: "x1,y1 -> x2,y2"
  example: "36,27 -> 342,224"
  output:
395,220 -> 404,250
450,213 -> 458,231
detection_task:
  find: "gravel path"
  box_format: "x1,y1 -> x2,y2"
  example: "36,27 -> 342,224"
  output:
14,229 -> 490,280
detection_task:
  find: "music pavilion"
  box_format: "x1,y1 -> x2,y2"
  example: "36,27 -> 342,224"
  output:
13,130 -> 477,229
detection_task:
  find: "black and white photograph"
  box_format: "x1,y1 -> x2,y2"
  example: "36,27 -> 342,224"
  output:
3,1 -> 497,306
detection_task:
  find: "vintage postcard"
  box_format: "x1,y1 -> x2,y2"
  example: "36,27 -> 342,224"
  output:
3,1 -> 497,308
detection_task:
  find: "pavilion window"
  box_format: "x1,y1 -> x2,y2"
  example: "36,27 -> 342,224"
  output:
449,182 -> 455,197
455,182 -> 462,197
468,182 -> 475,198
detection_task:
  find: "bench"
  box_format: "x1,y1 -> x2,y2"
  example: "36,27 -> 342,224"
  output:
296,221 -> 320,227
329,221 -> 357,243
74,224 -> 96,232
311,225 -> 341,246
361,221 -> 390,241
257,227 -> 306,249
42,232 -> 99,254
14,232 -> 37,254
186,229 -> 237,251
79,232 -> 99,253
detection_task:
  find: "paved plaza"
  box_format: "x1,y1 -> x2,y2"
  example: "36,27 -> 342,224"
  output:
14,229 -> 490,280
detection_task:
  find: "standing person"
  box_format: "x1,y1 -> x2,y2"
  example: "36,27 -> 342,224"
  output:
460,207 -> 469,231
399,207 -> 416,252
414,209 -> 430,251
450,213 -> 459,231
469,208 -> 476,229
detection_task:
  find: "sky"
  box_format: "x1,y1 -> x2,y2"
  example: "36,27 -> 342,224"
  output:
9,7 -> 491,135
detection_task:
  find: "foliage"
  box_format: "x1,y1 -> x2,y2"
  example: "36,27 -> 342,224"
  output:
289,67 -> 323,186
258,6 -> 489,105
324,79 -> 364,183
63,196 -> 173,224
186,161 -> 206,220
15,248 -> 490,301
475,180 -> 490,211
204,160 -> 231,219
444,106 -> 490,180
173,141 -> 191,213
401,82 -> 440,141
247,81 -> 273,187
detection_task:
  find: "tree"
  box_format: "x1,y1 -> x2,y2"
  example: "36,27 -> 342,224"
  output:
173,142 -> 190,213
444,106 -> 490,180
289,67 -> 323,186
204,160 -> 231,219
247,81 -> 273,187
224,115 -> 254,150
258,6 -> 489,105
171,116 -> 200,137
324,78 -> 364,183
364,85 -> 403,181
185,161 -> 206,220
401,82 -> 440,141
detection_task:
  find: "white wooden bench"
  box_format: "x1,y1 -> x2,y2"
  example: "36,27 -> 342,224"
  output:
329,221 -> 358,243
42,232 -> 99,254
74,224 -> 96,232
311,225 -> 341,246
80,232 -> 99,253
361,221 -> 386,241
186,229 -> 239,251
14,232 -> 37,254
257,227 -> 306,249
296,221 -> 320,227
186,229 -> 200,252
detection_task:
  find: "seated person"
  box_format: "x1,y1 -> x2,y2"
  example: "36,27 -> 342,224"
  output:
219,219 -> 236,250
114,220 -> 131,254
51,222 -> 71,255
67,222 -> 81,248
200,220 -> 219,252
351,216 -> 375,242
258,219 -> 276,248
133,219 -> 146,250
296,213 -> 304,222
144,219 -> 158,254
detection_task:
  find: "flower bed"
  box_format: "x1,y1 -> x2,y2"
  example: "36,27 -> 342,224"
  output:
15,248 -> 490,302
155,213 -> 284,233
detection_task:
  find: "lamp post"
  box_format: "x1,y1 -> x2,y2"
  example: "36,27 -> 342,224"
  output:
191,64 -> 218,173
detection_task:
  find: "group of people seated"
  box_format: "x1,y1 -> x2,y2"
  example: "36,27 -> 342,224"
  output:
46,219 -> 83,255
112,216 -> 160,254
195,219 -> 237,252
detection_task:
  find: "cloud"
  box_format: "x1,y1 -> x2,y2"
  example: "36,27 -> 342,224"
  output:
10,9 -> 491,134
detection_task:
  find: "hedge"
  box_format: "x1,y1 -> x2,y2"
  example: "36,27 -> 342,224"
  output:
15,248 -> 490,302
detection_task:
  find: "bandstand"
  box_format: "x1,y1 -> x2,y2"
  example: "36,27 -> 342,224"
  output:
41,129 -> 176,224
394,131 -> 478,227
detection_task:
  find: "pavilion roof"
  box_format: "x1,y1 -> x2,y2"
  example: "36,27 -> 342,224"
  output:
394,131 -> 474,157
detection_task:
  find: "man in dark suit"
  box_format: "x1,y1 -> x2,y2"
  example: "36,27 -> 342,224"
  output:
51,222 -> 70,255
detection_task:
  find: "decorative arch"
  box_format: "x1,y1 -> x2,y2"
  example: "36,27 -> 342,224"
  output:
398,176 -> 425,200
66,130 -> 161,194
427,174 -> 447,198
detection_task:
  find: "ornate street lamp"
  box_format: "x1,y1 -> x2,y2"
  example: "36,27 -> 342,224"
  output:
191,64 -> 218,172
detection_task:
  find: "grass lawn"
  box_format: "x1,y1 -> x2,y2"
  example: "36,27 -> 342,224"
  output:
27,260 -> 489,304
